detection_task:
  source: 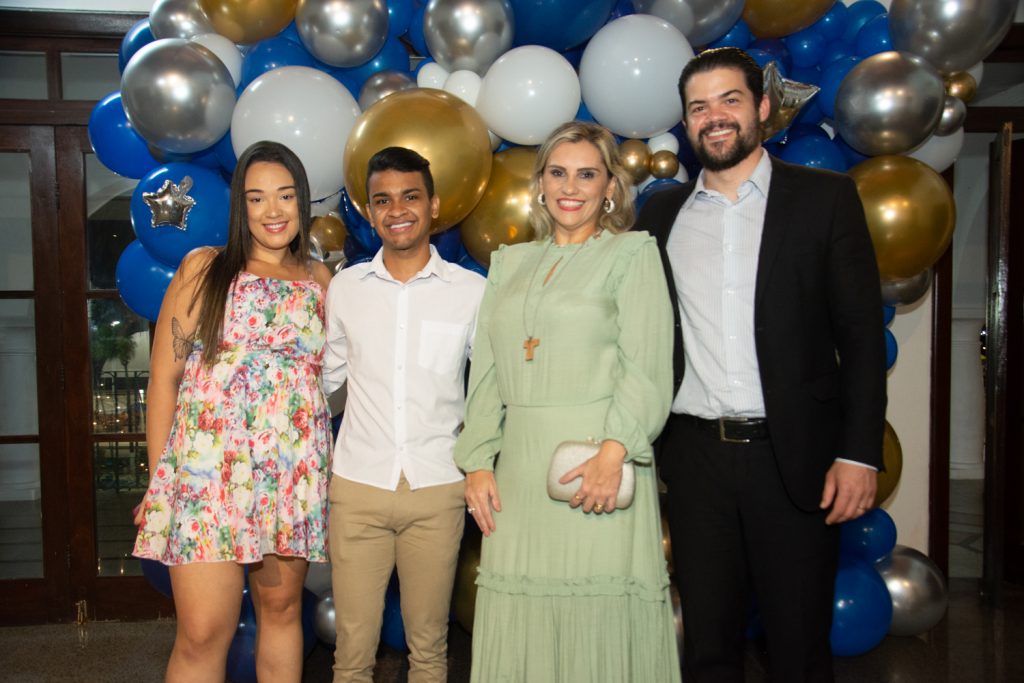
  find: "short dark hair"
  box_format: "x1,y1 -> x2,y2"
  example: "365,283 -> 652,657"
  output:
366,146 -> 435,198
678,47 -> 764,112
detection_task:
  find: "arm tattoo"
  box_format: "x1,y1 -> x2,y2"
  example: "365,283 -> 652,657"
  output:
171,317 -> 197,361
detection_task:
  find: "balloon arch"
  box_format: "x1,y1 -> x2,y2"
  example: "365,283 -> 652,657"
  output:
102,0 -> 1011,672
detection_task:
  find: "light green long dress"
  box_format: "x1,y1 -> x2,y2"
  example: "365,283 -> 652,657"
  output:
454,230 -> 681,683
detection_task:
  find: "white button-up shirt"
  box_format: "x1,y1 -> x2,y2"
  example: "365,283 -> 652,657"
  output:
667,150 -> 772,419
323,246 -> 486,491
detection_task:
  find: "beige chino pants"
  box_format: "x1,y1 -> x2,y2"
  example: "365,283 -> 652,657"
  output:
328,473 -> 465,683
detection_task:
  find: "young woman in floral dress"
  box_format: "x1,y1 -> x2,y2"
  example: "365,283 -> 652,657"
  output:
133,141 -> 333,683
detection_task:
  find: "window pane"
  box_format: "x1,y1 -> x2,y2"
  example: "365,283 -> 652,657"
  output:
0,444 -> 43,579
0,299 -> 38,435
0,152 -> 34,290
90,299 -> 150,434
0,51 -> 47,100
61,52 -> 120,101
95,439 -> 146,577
86,155 -> 136,291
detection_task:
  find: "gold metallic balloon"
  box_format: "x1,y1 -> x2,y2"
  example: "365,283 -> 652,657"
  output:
199,0 -> 297,44
460,147 -> 538,267
875,421 -> 904,507
649,149 -> 681,180
619,139 -> 652,185
452,528 -> 481,633
742,0 -> 833,38
944,71 -> 978,104
848,155 -> 956,280
311,211 -> 347,252
343,88 -> 493,232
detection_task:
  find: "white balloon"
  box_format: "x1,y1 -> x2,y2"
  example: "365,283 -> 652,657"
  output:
443,69 -> 483,106
476,46 -> 581,145
417,61 -> 451,89
674,166 -> 689,183
190,33 -> 243,87
647,132 -> 680,154
580,15 -> 695,138
232,66 -> 362,202
904,126 -> 965,173
966,60 -> 984,88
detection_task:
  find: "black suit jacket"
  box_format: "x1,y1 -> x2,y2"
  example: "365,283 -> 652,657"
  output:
638,156 -> 887,511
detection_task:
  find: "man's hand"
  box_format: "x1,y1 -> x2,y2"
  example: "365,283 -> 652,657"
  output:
820,460 -> 877,525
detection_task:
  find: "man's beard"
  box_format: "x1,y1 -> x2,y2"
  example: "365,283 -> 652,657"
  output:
693,121 -> 761,172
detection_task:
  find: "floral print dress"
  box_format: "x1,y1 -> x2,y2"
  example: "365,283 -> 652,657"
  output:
134,271 -> 332,565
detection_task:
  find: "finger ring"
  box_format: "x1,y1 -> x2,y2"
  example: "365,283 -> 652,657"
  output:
573,494 -> 583,502
594,503 -> 604,512
467,507 -> 476,514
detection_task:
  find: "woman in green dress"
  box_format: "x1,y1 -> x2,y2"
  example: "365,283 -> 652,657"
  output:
456,121 -> 681,682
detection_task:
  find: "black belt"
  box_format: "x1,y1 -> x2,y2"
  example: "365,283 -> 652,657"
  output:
675,414 -> 770,443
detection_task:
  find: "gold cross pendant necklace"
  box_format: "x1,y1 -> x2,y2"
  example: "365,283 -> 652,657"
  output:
521,235 -> 594,361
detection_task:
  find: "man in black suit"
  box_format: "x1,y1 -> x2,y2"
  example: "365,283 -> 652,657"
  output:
638,48 -> 887,682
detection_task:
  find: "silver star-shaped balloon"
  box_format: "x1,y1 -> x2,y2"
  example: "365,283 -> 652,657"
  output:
142,176 -> 196,230
761,62 -> 820,140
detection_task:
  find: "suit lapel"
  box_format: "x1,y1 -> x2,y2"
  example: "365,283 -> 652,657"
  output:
755,158 -> 795,314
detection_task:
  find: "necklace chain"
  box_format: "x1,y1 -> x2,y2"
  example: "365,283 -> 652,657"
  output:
520,232 -> 598,361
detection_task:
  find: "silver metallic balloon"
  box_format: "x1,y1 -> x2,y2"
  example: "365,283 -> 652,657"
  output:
890,0 -> 1016,74
149,0 -> 215,40
121,39 -> 236,155
424,0 -> 515,75
881,269 -> 931,307
358,69 -> 416,110
296,0 -> 389,68
313,592 -> 337,644
935,95 -> 967,137
835,52 -> 945,157
632,0 -> 744,47
875,545 -> 949,636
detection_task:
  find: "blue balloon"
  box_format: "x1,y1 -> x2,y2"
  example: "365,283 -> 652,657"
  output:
830,561 -> 893,657
240,36 -> 317,91
818,56 -> 861,119
883,305 -> 896,326
407,2 -> 429,56
330,36 -> 411,94
561,46 -> 584,70
431,228 -> 464,262
380,572 -> 408,652
784,28 -> 826,69
819,40 -> 856,69
140,558 -> 173,598
130,163 -> 231,267
885,328 -> 898,369
750,38 -> 791,73
789,64 -> 822,86
787,123 -> 830,141
575,100 -> 597,123
213,132 -> 238,174
745,49 -> 787,78
839,508 -> 898,564
339,189 -> 382,254
276,20 -> 303,45
226,587 -> 258,683
456,251 -> 489,277
834,134 -> 869,169
387,0 -> 415,39
778,134 -> 846,173
301,588 -> 319,657
636,178 -> 683,212
608,0 -> 635,21
791,95 -> 824,129
88,92 -> 161,179
841,0 -> 887,45
854,13 -> 892,58
119,19 -> 155,73
709,18 -> 753,49
116,241 -> 177,321
812,0 -> 849,43
510,0 -> 616,51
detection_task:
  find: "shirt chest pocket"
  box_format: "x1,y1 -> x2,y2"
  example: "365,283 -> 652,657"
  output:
418,320 -> 469,375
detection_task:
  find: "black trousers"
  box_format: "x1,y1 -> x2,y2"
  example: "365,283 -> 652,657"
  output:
660,414 -> 839,683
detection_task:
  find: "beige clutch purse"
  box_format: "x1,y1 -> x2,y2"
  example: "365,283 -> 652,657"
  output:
546,439 -> 635,509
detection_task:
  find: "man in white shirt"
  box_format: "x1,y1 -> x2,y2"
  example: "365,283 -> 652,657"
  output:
322,147 -> 485,683
639,49 -> 886,682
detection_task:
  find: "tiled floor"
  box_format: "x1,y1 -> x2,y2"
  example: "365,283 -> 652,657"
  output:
949,477 -> 985,579
1,578 -> 1022,682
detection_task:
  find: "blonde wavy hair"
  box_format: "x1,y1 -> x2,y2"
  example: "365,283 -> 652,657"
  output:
529,121 -> 635,241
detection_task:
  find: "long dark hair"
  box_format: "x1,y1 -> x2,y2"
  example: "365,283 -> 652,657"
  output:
190,140 -> 312,365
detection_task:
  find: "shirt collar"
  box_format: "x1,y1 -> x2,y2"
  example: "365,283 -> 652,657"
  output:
687,147 -> 773,207
363,244 -> 452,283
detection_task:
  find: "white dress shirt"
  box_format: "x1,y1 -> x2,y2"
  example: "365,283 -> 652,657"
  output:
323,245 -> 486,491
667,150 -> 772,419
